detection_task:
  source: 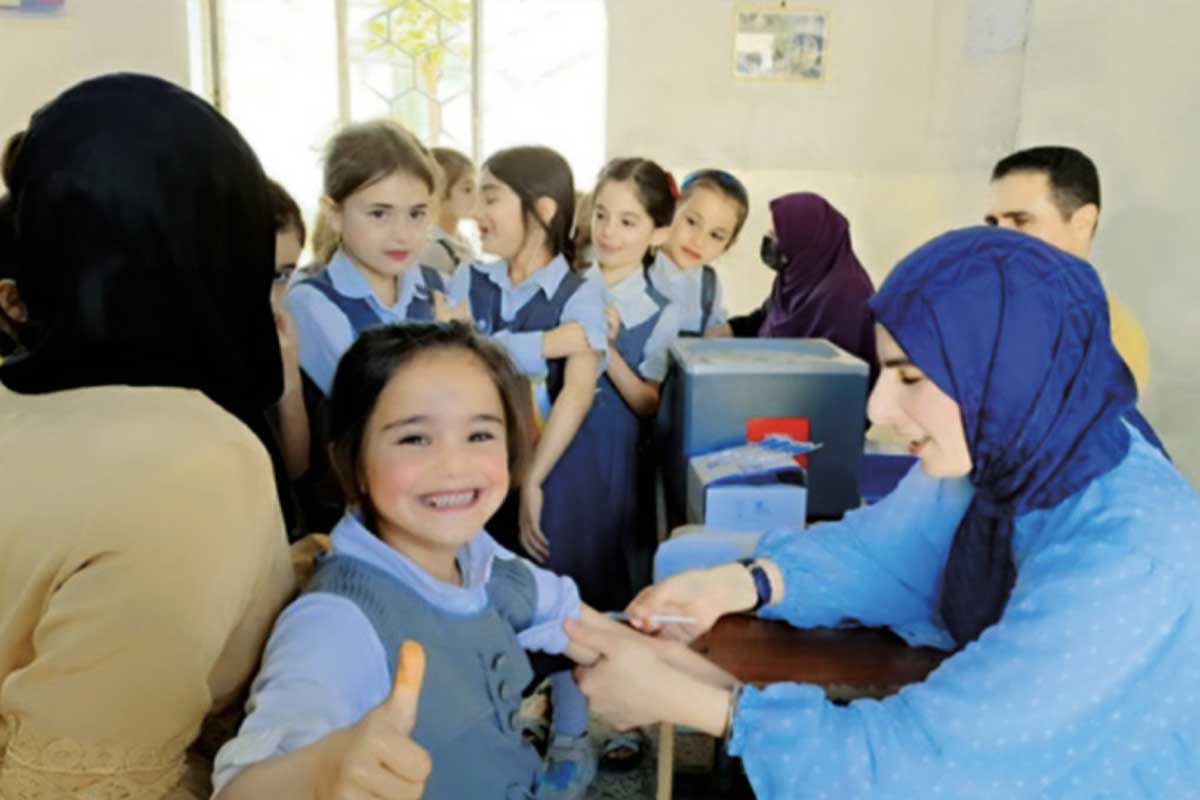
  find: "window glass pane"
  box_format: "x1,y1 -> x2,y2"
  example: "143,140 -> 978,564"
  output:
346,0 -> 474,150
479,0 -> 606,188
219,0 -> 341,237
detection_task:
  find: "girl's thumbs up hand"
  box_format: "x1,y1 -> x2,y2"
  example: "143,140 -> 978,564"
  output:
387,640 -> 425,731
315,641 -> 432,800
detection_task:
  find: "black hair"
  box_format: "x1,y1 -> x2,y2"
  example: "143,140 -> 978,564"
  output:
483,146 -> 576,265
991,146 -> 1101,220
327,322 -> 532,535
593,157 -> 677,267
1,131 -> 23,190
266,178 -> 306,247
679,168 -> 751,243
0,195 -> 14,282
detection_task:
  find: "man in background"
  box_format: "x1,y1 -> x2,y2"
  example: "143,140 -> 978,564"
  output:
986,145 -> 1150,394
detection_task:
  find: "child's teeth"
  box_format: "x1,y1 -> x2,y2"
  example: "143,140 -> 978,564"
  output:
428,491 -> 474,508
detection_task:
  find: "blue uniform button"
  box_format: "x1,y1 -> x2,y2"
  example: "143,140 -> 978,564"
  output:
492,653 -> 508,671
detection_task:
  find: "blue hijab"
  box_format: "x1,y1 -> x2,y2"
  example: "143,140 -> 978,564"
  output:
869,227 -> 1153,648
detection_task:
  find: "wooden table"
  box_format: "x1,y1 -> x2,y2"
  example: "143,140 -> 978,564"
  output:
656,616 -> 948,799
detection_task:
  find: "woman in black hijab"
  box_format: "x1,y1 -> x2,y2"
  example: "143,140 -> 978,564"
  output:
0,73 -> 304,798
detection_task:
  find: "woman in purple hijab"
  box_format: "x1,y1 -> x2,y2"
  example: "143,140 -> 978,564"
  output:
728,192 -> 878,377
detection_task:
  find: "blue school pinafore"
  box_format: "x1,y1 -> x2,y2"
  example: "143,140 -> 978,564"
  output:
592,267 -> 673,595
468,266 -> 633,610
306,554 -> 541,800
299,264 -> 448,332
289,262 -> 448,532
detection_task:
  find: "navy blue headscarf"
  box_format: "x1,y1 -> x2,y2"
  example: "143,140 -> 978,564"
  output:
869,227 -> 1152,648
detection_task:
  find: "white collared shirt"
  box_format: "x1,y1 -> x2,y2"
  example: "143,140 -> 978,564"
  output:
647,251 -> 729,335
287,249 -> 432,393
446,254 -> 610,376
583,265 -> 680,381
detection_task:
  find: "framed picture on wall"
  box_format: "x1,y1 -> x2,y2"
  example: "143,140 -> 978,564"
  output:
733,4 -> 829,82
0,0 -> 64,10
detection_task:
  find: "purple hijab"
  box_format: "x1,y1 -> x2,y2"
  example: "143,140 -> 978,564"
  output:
759,193 -> 877,374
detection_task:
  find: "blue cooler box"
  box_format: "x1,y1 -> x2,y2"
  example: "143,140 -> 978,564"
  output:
657,338 -> 868,521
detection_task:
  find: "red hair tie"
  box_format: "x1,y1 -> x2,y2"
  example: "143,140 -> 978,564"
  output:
665,171 -> 681,201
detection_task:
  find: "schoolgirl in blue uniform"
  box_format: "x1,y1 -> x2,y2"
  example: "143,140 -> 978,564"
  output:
647,168 -> 751,337
285,120 -> 448,532
441,145 -> 611,798
582,157 -> 681,598
213,323 -> 631,800
287,119 -> 447,396
580,157 -> 683,772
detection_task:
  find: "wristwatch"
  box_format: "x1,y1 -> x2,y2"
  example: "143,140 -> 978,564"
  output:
737,558 -> 772,612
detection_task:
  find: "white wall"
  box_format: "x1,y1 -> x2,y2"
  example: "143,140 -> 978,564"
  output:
1017,0 -> 1200,484
0,1 -> 190,143
607,0 -> 1200,483
606,0 -> 1028,305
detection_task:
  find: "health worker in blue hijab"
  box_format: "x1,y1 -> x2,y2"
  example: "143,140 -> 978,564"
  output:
563,226 -> 1200,799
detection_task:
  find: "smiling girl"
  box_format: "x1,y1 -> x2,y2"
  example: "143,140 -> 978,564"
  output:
440,146 -> 615,797
649,169 -> 749,337
213,323 -> 631,800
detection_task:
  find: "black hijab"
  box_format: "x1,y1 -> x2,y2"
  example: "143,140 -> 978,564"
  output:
2,73 -> 294,525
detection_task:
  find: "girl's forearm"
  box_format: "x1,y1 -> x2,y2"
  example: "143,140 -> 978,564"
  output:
604,349 -> 660,417
666,678 -> 732,738
276,389 -> 311,480
216,732 -> 336,800
527,352 -> 598,485
542,322 -> 591,359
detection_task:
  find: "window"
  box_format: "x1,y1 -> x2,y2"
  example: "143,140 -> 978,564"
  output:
189,0 -> 606,238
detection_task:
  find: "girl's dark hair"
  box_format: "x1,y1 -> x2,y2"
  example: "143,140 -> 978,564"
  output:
431,147 -> 474,199
594,157 -> 677,266
327,322 -> 532,533
266,178 -> 306,247
1,131 -> 24,190
483,146 -> 576,265
680,168 -> 751,243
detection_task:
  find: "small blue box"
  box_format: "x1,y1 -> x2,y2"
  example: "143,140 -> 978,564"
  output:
705,477 -> 808,531
687,448 -> 808,531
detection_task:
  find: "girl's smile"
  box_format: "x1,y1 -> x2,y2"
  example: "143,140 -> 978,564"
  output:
359,348 -> 511,563
664,186 -> 740,270
419,488 -> 483,511
591,178 -> 670,275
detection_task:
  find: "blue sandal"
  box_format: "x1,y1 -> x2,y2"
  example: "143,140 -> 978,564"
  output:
600,729 -> 647,773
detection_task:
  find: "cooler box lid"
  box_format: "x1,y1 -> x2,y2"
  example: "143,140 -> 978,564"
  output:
669,337 -> 867,376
